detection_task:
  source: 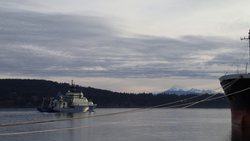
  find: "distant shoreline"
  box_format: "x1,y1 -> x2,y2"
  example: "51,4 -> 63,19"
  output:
0,79 -> 230,109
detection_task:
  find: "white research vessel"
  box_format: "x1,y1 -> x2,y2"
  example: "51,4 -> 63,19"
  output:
37,81 -> 97,112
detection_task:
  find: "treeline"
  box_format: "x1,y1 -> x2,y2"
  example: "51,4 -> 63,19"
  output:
0,79 -> 229,108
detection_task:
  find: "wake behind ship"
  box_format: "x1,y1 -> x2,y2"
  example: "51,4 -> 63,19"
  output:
219,30 -> 250,128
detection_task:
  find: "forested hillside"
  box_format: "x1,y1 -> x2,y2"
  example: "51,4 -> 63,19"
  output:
0,79 -> 229,108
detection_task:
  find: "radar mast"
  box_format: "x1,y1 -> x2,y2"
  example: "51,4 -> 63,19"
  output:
240,29 -> 250,73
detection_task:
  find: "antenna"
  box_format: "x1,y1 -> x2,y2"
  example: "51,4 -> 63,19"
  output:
240,29 -> 250,74
246,62 -> 248,74
237,59 -> 239,74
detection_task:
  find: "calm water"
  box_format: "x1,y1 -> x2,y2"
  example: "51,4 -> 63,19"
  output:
0,108 -> 248,141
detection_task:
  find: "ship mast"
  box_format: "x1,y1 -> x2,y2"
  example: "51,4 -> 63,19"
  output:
240,29 -> 250,74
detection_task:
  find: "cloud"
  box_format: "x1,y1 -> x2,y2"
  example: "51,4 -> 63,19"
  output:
0,9 -> 246,80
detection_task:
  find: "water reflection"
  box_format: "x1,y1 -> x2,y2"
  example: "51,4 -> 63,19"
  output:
231,126 -> 250,141
48,111 -> 95,119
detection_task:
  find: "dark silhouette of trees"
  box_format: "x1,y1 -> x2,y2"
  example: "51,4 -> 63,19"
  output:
0,79 -> 229,108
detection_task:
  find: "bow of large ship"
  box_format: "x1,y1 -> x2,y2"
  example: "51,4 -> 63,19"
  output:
220,74 -> 250,128
219,30 -> 250,128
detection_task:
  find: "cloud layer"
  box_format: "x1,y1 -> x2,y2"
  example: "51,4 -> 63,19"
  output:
1,9 -> 248,81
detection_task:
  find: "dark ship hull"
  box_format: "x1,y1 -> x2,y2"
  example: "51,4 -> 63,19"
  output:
219,74 -> 250,128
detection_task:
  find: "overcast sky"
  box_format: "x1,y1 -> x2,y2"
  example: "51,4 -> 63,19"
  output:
1,0 -> 250,93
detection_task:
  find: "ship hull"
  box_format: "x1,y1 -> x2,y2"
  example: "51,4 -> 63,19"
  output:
219,74 -> 250,128
37,104 -> 97,113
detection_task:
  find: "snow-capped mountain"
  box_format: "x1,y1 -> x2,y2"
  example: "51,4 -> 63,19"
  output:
158,84 -> 217,95
167,84 -> 187,91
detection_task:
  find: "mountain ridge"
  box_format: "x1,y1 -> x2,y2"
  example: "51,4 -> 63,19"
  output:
159,84 -> 218,95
